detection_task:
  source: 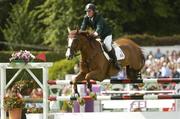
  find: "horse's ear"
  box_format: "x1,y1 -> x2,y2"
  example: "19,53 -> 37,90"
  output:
67,27 -> 71,33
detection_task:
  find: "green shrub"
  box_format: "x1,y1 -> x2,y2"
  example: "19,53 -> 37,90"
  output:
49,57 -> 79,80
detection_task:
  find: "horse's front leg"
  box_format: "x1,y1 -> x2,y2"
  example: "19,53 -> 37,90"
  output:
85,70 -> 102,94
84,70 -> 102,99
72,72 -> 86,96
86,80 -> 92,94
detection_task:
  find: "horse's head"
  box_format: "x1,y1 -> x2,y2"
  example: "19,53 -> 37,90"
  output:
66,28 -> 99,60
65,28 -> 82,60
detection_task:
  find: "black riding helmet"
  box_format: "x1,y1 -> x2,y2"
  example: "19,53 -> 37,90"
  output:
85,3 -> 96,12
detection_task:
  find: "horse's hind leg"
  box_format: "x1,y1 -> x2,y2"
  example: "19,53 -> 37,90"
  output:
126,67 -> 139,80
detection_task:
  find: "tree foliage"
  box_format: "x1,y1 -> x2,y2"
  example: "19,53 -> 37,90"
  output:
1,0 -> 180,51
1,0 -> 43,50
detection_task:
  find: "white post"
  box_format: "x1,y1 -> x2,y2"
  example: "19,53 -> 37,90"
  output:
43,67 -> 49,119
175,83 -> 180,112
0,66 -> 7,119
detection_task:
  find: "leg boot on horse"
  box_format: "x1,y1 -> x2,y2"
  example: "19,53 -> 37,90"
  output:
87,81 -> 97,100
108,48 -> 121,70
87,81 -> 92,94
70,81 -> 80,97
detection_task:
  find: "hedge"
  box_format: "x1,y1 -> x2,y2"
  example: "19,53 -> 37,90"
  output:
121,34 -> 180,46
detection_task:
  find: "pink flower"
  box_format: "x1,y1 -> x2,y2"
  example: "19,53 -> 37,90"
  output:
9,50 -> 35,63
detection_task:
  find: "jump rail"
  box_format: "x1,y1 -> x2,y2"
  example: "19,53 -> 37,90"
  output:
101,90 -> 175,94
48,94 -> 180,101
48,78 -> 180,85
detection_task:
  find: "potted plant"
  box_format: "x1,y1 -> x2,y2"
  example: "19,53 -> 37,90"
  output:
4,86 -> 25,119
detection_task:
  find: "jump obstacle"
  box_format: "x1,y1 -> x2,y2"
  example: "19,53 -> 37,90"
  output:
48,78 -> 180,85
47,77 -> 180,119
48,94 -> 180,101
47,78 -> 180,101
1,62 -> 180,119
101,90 -> 175,94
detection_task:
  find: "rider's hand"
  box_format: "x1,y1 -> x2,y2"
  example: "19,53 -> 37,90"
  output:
89,32 -> 98,40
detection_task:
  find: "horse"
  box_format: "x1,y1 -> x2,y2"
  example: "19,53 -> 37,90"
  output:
66,29 -> 145,96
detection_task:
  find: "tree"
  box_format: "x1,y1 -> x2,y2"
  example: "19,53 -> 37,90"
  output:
1,0 -> 43,50
33,0 -> 86,51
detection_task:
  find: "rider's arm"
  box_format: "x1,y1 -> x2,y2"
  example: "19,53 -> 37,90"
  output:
80,15 -> 88,31
95,15 -> 104,36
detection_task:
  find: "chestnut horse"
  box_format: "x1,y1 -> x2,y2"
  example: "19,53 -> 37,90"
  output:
66,29 -> 145,95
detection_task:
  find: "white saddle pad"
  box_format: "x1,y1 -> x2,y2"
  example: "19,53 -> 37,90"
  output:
99,41 -> 125,61
113,43 -> 125,60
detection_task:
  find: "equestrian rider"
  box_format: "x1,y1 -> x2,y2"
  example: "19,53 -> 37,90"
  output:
80,3 -> 120,70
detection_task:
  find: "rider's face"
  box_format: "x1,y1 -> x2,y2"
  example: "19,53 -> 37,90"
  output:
86,9 -> 94,17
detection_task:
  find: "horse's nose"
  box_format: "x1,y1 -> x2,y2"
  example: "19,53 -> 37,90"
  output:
65,49 -> 70,57
66,49 -> 73,60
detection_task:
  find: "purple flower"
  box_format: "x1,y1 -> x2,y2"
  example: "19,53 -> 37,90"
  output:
9,50 -> 35,63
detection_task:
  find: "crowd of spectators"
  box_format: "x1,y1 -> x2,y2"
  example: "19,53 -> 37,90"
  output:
142,48 -> 180,78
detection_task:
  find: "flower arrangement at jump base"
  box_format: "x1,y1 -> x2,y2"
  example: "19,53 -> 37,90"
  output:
9,50 -> 47,63
9,50 -> 35,63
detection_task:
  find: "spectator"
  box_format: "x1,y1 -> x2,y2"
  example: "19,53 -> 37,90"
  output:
154,48 -> 163,59
172,67 -> 180,78
160,62 -> 172,77
145,54 -> 154,66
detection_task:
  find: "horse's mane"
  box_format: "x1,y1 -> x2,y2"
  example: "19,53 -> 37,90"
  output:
69,30 -> 89,39
79,31 -> 90,37
80,31 -> 101,49
69,30 -> 101,51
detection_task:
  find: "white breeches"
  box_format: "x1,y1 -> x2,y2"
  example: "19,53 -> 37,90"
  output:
103,35 -> 112,52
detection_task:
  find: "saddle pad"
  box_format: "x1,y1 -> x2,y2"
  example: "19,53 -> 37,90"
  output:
112,43 -> 125,60
98,40 -> 125,61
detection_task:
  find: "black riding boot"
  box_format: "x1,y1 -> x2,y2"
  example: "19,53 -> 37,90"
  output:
108,48 -> 121,70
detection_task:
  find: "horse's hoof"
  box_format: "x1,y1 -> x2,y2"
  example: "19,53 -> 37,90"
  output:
77,97 -> 85,106
89,92 -> 97,100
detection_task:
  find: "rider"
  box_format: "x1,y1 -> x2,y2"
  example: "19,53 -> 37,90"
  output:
80,3 -> 120,70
